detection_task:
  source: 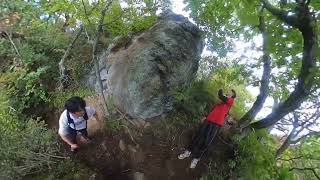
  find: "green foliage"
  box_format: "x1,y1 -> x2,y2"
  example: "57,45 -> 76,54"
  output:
50,88 -> 93,108
0,89 -> 19,133
42,0 -> 158,38
0,90 -> 61,179
0,0 -> 160,115
185,0 -> 260,57
201,172 -> 224,180
102,2 -> 157,36
3,1 -> 318,179
310,1 -> 320,10
172,66 -> 251,121
185,0 -> 320,104
233,130 -> 294,180
156,67 -> 251,143
102,96 -> 124,133
105,119 -> 122,133
0,41 -> 13,72
265,21 -> 304,100
279,136 -> 320,180
0,87 -> 98,179
28,159 -> 98,180
0,119 -> 61,179
152,111 -> 195,142
172,81 -> 216,120
26,23 -> 69,55
0,1 -> 70,114
228,159 -> 236,169
236,0 -> 259,26
1,67 -> 50,113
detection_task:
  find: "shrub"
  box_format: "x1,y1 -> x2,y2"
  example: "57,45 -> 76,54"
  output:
0,91 -> 61,179
49,88 -> 93,108
171,67 -> 251,122
233,130 -> 294,180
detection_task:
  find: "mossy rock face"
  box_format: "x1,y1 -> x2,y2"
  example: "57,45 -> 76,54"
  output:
87,12 -> 204,120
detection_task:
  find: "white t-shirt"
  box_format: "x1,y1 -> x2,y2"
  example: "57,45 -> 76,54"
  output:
58,106 -> 96,135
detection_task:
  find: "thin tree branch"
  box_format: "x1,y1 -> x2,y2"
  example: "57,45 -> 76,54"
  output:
238,5 -> 271,126
306,127 -> 319,133
4,31 -> 21,58
246,2 -> 317,130
83,26 -> 91,42
120,124 -> 138,145
92,0 -> 113,116
81,0 -> 93,26
293,112 -> 300,128
28,151 -> 68,160
277,155 -> 303,161
276,126 -> 296,156
261,0 -> 300,27
291,131 -> 320,144
289,167 -> 320,179
58,26 -> 83,90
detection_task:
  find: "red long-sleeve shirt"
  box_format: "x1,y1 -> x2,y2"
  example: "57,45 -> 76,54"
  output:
206,96 -> 234,126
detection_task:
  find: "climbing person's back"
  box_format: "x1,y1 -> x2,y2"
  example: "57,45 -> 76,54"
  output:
206,90 -> 235,125
178,89 -> 236,169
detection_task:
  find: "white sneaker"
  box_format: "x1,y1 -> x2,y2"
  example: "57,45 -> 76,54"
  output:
178,150 -> 191,159
189,158 -> 199,169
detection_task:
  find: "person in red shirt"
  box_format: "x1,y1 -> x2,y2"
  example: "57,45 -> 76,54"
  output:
178,89 -> 236,168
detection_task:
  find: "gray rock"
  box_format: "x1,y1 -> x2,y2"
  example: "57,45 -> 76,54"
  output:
84,12 -> 203,120
100,69 -> 108,80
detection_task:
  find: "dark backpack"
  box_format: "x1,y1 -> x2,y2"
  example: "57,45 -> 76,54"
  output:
66,110 -> 88,130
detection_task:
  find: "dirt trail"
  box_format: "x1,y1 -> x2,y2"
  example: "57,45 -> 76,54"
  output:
47,95 -> 234,179
72,126 -> 234,180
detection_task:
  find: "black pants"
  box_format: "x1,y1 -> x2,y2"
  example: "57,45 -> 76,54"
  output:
67,127 -> 88,144
188,121 -> 220,159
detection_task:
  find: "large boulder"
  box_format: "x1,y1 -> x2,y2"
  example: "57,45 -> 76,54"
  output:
86,11 -> 204,119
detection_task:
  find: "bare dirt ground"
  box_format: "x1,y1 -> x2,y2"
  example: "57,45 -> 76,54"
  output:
46,95 -> 234,180
70,124 -> 234,180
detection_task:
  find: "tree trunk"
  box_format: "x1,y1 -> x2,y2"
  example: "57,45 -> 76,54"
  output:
242,1 -> 317,133
238,7 -> 271,127
58,26 -> 83,90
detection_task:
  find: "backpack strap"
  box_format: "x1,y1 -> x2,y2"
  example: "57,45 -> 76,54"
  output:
83,109 -> 88,129
83,110 -> 88,120
67,111 -> 75,129
66,109 -> 89,130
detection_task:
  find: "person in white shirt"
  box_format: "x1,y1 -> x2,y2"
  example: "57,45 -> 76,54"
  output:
58,96 -> 99,152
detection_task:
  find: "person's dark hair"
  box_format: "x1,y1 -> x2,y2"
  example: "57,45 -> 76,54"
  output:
231,89 -> 236,98
64,96 -> 86,113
